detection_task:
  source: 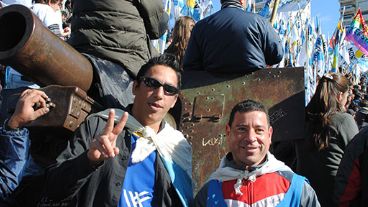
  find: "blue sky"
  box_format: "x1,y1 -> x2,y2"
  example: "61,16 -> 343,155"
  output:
311,0 -> 340,37
212,0 -> 340,37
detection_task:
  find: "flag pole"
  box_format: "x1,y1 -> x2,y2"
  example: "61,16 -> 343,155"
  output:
270,0 -> 281,25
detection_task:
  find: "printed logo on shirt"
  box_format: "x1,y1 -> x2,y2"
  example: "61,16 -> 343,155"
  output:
123,189 -> 152,207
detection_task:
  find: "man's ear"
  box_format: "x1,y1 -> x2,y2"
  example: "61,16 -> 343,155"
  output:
132,80 -> 138,96
226,124 -> 231,136
268,126 -> 273,141
170,95 -> 178,108
226,124 -> 231,142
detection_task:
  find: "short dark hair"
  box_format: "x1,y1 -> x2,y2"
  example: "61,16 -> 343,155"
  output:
228,100 -> 270,127
136,54 -> 182,89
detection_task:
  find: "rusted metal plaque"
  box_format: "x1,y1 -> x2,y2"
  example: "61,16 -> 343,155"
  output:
178,68 -> 305,193
192,95 -> 224,121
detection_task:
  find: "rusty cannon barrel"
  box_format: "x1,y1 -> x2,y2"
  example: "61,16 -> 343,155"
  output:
0,4 -> 93,91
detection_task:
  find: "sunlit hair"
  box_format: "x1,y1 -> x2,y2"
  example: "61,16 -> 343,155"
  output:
306,72 -> 350,150
136,54 -> 182,89
165,16 -> 195,68
228,100 -> 270,127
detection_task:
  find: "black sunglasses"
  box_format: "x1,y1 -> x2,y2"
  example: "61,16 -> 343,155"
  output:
141,77 -> 179,95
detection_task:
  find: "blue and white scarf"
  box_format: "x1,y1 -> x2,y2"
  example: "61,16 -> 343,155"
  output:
93,109 -> 193,206
209,152 -> 292,195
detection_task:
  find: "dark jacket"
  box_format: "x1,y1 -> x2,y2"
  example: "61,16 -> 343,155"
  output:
354,108 -> 368,129
38,114 -> 182,207
68,0 -> 165,77
334,127 -> 368,207
296,112 -> 359,207
183,7 -> 283,73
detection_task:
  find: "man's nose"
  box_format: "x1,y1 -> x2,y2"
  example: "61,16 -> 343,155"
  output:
244,131 -> 257,142
153,86 -> 165,98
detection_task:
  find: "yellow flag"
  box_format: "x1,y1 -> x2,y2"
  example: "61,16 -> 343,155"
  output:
356,49 -> 364,58
187,0 -> 196,8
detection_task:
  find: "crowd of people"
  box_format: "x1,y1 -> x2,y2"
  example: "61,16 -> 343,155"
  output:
0,0 -> 367,206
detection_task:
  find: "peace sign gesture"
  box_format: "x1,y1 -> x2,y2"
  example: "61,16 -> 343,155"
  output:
87,109 -> 128,163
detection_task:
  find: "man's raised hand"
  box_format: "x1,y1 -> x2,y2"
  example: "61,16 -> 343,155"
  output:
87,109 -> 128,163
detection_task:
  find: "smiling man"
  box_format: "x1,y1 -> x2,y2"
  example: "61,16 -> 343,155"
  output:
193,100 -> 320,207
38,54 -> 192,207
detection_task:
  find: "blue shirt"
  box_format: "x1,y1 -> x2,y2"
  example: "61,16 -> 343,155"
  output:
118,135 -> 157,207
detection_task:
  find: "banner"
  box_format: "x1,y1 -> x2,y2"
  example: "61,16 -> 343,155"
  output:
345,9 -> 368,56
313,35 -> 326,77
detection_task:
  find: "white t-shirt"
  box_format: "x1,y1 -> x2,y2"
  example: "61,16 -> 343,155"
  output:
55,9 -> 64,34
31,3 -> 62,38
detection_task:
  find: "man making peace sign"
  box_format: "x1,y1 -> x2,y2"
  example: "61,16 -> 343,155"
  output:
39,54 -> 192,207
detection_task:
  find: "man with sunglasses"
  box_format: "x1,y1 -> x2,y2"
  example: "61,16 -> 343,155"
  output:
39,54 -> 193,207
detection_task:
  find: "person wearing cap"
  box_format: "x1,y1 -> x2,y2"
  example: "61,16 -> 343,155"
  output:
193,100 -> 319,207
183,0 -> 283,73
39,54 -> 192,207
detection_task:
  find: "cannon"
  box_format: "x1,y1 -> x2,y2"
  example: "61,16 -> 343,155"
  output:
0,4 -> 93,91
0,5 -> 102,130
